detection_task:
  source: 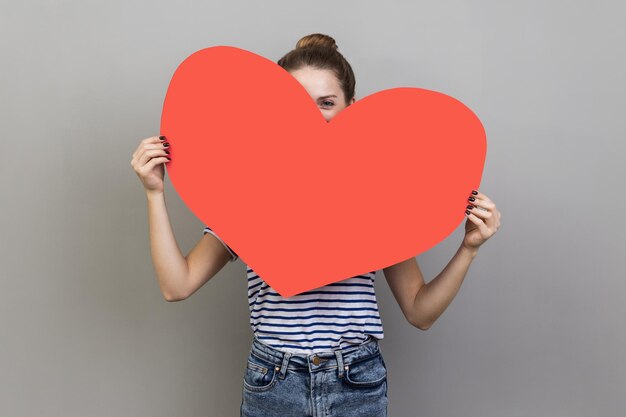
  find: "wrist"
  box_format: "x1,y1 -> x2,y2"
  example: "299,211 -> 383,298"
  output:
146,190 -> 165,201
459,243 -> 479,258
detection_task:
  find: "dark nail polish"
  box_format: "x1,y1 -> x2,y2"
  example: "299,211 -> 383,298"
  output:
465,210 -> 470,215
163,142 -> 170,147
159,135 -> 166,140
166,157 -> 171,161
165,150 -> 170,155
471,190 -> 478,195
469,197 -> 475,201
467,205 -> 473,209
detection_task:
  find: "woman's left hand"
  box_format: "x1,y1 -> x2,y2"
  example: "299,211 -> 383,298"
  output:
462,189 -> 501,251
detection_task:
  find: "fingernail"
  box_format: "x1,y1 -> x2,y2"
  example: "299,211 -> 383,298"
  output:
163,142 -> 170,147
165,150 -> 170,155
466,205 -> 473,209
471,190 -> 478,195
469,197 -> 475,201
465,210 -> 470,215
159,136 -> 166,140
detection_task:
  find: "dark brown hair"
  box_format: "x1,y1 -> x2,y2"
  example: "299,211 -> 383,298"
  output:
277,33 -> 356,106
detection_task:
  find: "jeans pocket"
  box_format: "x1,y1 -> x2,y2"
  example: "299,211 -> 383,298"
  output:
343,353 -> 387,388
242,353 -> 279,393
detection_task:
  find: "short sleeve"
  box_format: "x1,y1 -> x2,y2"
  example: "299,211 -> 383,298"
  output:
203,226 -> 238,262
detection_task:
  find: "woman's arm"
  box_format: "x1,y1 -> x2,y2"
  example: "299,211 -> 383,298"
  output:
409,244 -> 478,330
384,189 -> 501,330
146,191 -> 231,301
131,135 -> 231,301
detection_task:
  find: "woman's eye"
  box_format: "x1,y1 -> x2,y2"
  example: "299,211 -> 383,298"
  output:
321,101 -> 334,107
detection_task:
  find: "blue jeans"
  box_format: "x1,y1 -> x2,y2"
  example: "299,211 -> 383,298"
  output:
240,335 -> 388,417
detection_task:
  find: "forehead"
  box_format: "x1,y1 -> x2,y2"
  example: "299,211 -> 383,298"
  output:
289,66 -> 343,97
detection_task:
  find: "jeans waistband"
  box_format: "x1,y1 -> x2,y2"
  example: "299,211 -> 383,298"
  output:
249,335 -> 381,380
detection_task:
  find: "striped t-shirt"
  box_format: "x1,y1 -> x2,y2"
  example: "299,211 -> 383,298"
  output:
203,226 -> 385,355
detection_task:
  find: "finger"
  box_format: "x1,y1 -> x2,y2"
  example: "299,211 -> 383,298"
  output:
132,143 -> 167,170
137,141 -> 170,167
469,189 -> 493,203
466,204 -> 493,221
138,148 -> 171,168
465,210 -> 489,234
133,136 -> 165,157
468,196 -> 496,211
133,136 -> 166,160
139,156 -> 171,175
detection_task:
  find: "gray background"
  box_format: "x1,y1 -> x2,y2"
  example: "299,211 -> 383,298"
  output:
1,0 -> 624,416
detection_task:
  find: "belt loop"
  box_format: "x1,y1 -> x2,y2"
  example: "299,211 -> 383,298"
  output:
278,351 -> 292,380
335,349 -> 344,379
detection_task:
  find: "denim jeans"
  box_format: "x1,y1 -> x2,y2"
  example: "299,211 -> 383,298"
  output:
240,335 -> 388,417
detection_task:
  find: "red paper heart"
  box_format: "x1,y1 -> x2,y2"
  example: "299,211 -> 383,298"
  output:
160,46 -> 486,297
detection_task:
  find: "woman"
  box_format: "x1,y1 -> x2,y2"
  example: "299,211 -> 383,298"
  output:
131,33 -> 501,417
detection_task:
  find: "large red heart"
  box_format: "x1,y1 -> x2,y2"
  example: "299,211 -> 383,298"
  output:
160,46 -> 486,297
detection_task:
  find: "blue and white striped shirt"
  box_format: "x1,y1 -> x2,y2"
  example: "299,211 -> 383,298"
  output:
203,226 -> 384,354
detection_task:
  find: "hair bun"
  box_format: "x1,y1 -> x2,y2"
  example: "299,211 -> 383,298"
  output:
295,33 -> 338,50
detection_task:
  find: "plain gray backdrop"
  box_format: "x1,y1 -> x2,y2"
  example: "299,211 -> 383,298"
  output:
2,0 -> 624,416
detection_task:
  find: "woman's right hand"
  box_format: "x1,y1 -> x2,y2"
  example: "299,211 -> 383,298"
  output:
130,135 -> 171,195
